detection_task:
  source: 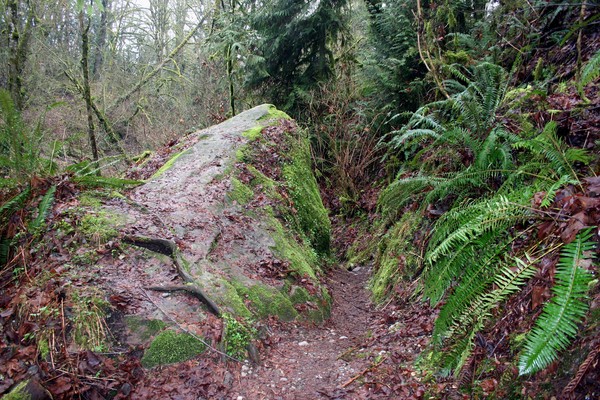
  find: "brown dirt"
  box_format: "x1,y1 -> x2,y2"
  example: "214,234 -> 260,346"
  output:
229,266 -> 437,400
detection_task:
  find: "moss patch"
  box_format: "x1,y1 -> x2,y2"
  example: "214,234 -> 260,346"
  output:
228,177 -> 254,205
151,148 -> 192,179
282,136 -> 331,254
232,281 -> 298,321
141,329 -> 206,368
125,316 -> 167,342
79,211 -> 120,245
219,280 -> 253,319
1,381 -> 30,400
269,211 -> 319,280
289,286 -> 311,305
371,212 -> 421,303
259,105 -> 292,123
242,125 -> 264,140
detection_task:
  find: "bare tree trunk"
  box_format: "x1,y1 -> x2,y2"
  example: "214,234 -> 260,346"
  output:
79,9 -> 99,162
226,43 -> 235,116
93,0 -> 110,78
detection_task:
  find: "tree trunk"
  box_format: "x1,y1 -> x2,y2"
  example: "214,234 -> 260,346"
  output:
79,9 -> 99,162
93,0 -> 110,78
226,43 -> 235,116
7,0 -> 34,110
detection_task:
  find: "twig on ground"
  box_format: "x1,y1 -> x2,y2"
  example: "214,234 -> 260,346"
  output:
341,356 -> 387,388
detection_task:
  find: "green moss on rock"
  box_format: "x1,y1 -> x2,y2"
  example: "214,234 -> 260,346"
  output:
228,177 -> 254,205
220,280 -> 253,318
269,211 -> 319,280
242,125 -> 264,140
232,281 -> 298,321
289,286 -> 311,305
371,212 -> 421,303
141,329 -> 206,368
282,137 -> 331,254
151,149 -> 192,179
259,105 -> 292,123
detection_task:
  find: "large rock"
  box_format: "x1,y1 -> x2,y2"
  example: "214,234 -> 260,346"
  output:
95,105 -> 331,355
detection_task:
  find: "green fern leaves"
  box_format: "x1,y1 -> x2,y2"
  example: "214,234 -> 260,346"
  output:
29,185 -> 57,232
579,49 -> 600,88
518,228 -> 597,375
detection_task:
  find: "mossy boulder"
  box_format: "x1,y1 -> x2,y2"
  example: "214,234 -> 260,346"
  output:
94,104 -> 331,336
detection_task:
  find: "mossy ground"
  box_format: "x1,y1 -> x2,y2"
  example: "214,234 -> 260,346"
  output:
1,381 -> 29,400
141,329 -> 206,368
78,210 -> 121,246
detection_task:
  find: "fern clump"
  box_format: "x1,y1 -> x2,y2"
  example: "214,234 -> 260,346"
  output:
519,228 -> 597,375
377,58 -> 596,380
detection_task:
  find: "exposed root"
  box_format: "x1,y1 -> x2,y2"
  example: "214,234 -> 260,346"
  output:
145,285 -> 221,317
123,235 -> 221,317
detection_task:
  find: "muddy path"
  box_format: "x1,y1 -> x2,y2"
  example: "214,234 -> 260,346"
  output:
231,265 -> 436,400
233,266 -> 375,399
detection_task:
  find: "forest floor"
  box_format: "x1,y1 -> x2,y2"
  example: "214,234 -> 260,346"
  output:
229,265 -> 443,400
117,255 -> 447,400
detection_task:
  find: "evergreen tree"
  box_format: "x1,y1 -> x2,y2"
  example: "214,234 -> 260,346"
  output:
248,0 -> 348,110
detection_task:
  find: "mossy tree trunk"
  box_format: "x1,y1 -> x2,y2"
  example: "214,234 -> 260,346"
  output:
6,0 -> 34,111
79,6 -> 99,163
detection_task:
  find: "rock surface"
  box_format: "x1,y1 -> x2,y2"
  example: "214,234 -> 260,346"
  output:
93,104 -> 331,359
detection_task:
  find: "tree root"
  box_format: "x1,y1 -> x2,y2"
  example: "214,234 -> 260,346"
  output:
145,285 -> 221,317
123,235 -> 221,317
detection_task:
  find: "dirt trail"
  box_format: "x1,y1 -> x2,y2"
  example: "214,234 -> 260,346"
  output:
233,266 -> 377,399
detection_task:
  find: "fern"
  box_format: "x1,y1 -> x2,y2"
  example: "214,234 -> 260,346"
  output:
29,185 -> 57,232
519,228 -> 597,375
379,174 -> 442,218
513,121 -> 590,182
426,194 -> 529,264
0,187 -> 31,223
579,49 -> 600,88
436,256 -> 538,375
431,232 -> 513,336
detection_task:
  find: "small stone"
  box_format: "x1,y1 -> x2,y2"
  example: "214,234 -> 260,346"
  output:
161,293 -> 170,298
353,267 -> 362,272
298,341 -> 309,346
223,371 -> 234,388
237,397 -> 244,400
339,336 -> 348,340
280,377 -> 288,382
121,383 -> 132,396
